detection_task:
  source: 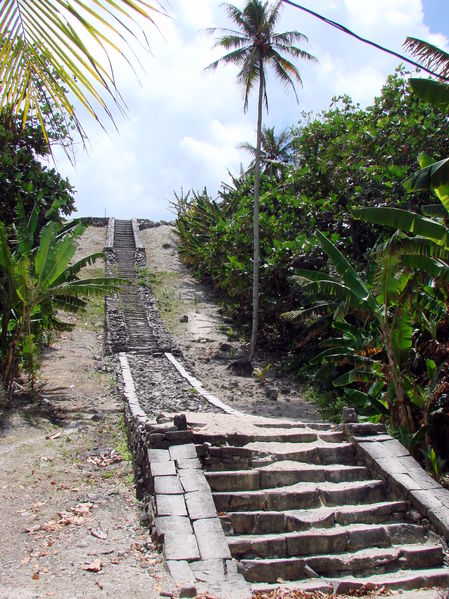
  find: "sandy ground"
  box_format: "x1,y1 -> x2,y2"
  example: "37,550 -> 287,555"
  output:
0,227 -> 174,599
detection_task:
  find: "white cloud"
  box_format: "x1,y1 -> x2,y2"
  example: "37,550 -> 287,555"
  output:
53,0 -> 449,221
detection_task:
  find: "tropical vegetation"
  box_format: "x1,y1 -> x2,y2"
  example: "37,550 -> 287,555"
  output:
174,62 -> 449,469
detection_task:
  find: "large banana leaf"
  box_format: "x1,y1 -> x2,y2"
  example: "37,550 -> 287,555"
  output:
316,231 -> 377,311
353,207 -> 449,247
403,157 -> 449,198
0,0 -> 161,140
409,78 -> 449,111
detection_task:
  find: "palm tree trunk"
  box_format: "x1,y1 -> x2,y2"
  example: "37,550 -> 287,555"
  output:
248,57 -> 264,361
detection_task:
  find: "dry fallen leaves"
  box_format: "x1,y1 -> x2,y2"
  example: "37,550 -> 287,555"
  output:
82,558 -> 103,572
25,502 -> 93,534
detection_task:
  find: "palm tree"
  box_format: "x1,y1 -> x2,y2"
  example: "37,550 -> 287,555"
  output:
240,125 -> 292,178
207,0 -> 317,361
0,1 -> 162,143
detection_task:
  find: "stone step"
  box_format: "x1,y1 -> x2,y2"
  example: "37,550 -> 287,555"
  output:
196,430 -> 345,446
213,479 -> 386,512
206,463 -> 369,492
250,567 -> 449,595
239,544 -> 444,582
225,501 -> 409,534
228,523 -> 430,559
246,440 -> 356,466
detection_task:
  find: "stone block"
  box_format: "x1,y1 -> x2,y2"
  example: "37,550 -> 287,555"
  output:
428,507 -> 449,541
432,487 -> 449,508
148,448 -> 170,462
153,515 -> 193,541
150,461 -> 176,477
190,558 -> 226,582
376,455 -> 419,475
166,560 -> 196,586
179,469 -> 210,493
410,489 -> 444,515
358,438 -> 409,460
193,518 -> 232,560
165,430 -> 194,444
154,475 -> 183,494
287,531 -> 347,556
169,443 -> 198,461
185,489 -> 217,520
163,531 -> 200,561
177,457 -> 202,469
156,493 -> 187,516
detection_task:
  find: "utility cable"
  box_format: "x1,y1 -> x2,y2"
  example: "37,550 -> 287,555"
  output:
282,0 -> 449,82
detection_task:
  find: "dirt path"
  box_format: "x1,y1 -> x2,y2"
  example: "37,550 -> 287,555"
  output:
0,227 -> 173,599
141,224 -> 320,422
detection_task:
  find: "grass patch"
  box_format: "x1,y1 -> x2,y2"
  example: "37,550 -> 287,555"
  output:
138,269 -> 189,334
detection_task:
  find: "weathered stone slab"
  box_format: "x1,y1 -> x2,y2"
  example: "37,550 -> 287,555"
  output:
165,430 -> 194,444
358,439 -> 409,460
169,443 -> 198,461
409,489 -> 443,514
153,515 -> 193,539
179,469 -> 210,493
154,475 -> 183,494
432,487 -> 449,508
177,457 -> 202,469
375,455 -> 419,474
185,489 -> 217,520
166,560 -> 196,586
164,531 -> 200,561
428,507 -> 449,541
148,448 -> 170,462
156,493 -> 187,516
150,460 -> 176,477
208,470 -> 260,492
190,558 -> 226,582
193,518 -> 232,560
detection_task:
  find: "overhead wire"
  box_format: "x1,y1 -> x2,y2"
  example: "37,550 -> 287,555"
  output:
281,0 -> 449,83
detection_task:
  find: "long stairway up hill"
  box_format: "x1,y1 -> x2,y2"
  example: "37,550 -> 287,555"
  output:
106,218 -> 449,597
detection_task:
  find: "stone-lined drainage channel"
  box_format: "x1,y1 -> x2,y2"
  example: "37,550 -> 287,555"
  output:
105,218 -> 449,598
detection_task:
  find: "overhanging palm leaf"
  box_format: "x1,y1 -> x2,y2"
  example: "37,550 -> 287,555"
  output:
1,0 -> 162,141
404,37 -> 449,78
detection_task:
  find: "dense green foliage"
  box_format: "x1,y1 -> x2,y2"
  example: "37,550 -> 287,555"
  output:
175,69 -> 449,339
0,201 -> 119,392
174,67 -> 449,467
0,114 -> 75,234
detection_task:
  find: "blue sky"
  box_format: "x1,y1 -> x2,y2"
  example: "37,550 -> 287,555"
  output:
53,0 -> 449,221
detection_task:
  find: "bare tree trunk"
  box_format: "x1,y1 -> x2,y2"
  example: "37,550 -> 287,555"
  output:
248,60 -> 264,361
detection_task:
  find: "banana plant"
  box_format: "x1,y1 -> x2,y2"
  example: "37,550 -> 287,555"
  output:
309,318 -> 388,419
0,201 -> 122,391
403,38 -> 449,194
282,230 -> 416,430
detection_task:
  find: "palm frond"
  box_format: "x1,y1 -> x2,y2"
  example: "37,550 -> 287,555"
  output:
0,0 -> 163,140
404,37 -> 449,78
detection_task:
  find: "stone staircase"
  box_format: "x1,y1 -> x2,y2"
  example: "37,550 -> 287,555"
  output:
113,219 -> 156,352
196,420 -> 449,595
111,219 -> 175,354
107,218 -> 449,597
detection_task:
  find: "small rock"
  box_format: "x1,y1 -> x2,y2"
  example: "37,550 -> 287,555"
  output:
227,359 -> 252,377
174,414 -> 188,430
180,315 -> 188,323
265,388 -> 278,401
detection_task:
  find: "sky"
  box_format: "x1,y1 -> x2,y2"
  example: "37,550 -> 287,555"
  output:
52,0 -> 449,221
